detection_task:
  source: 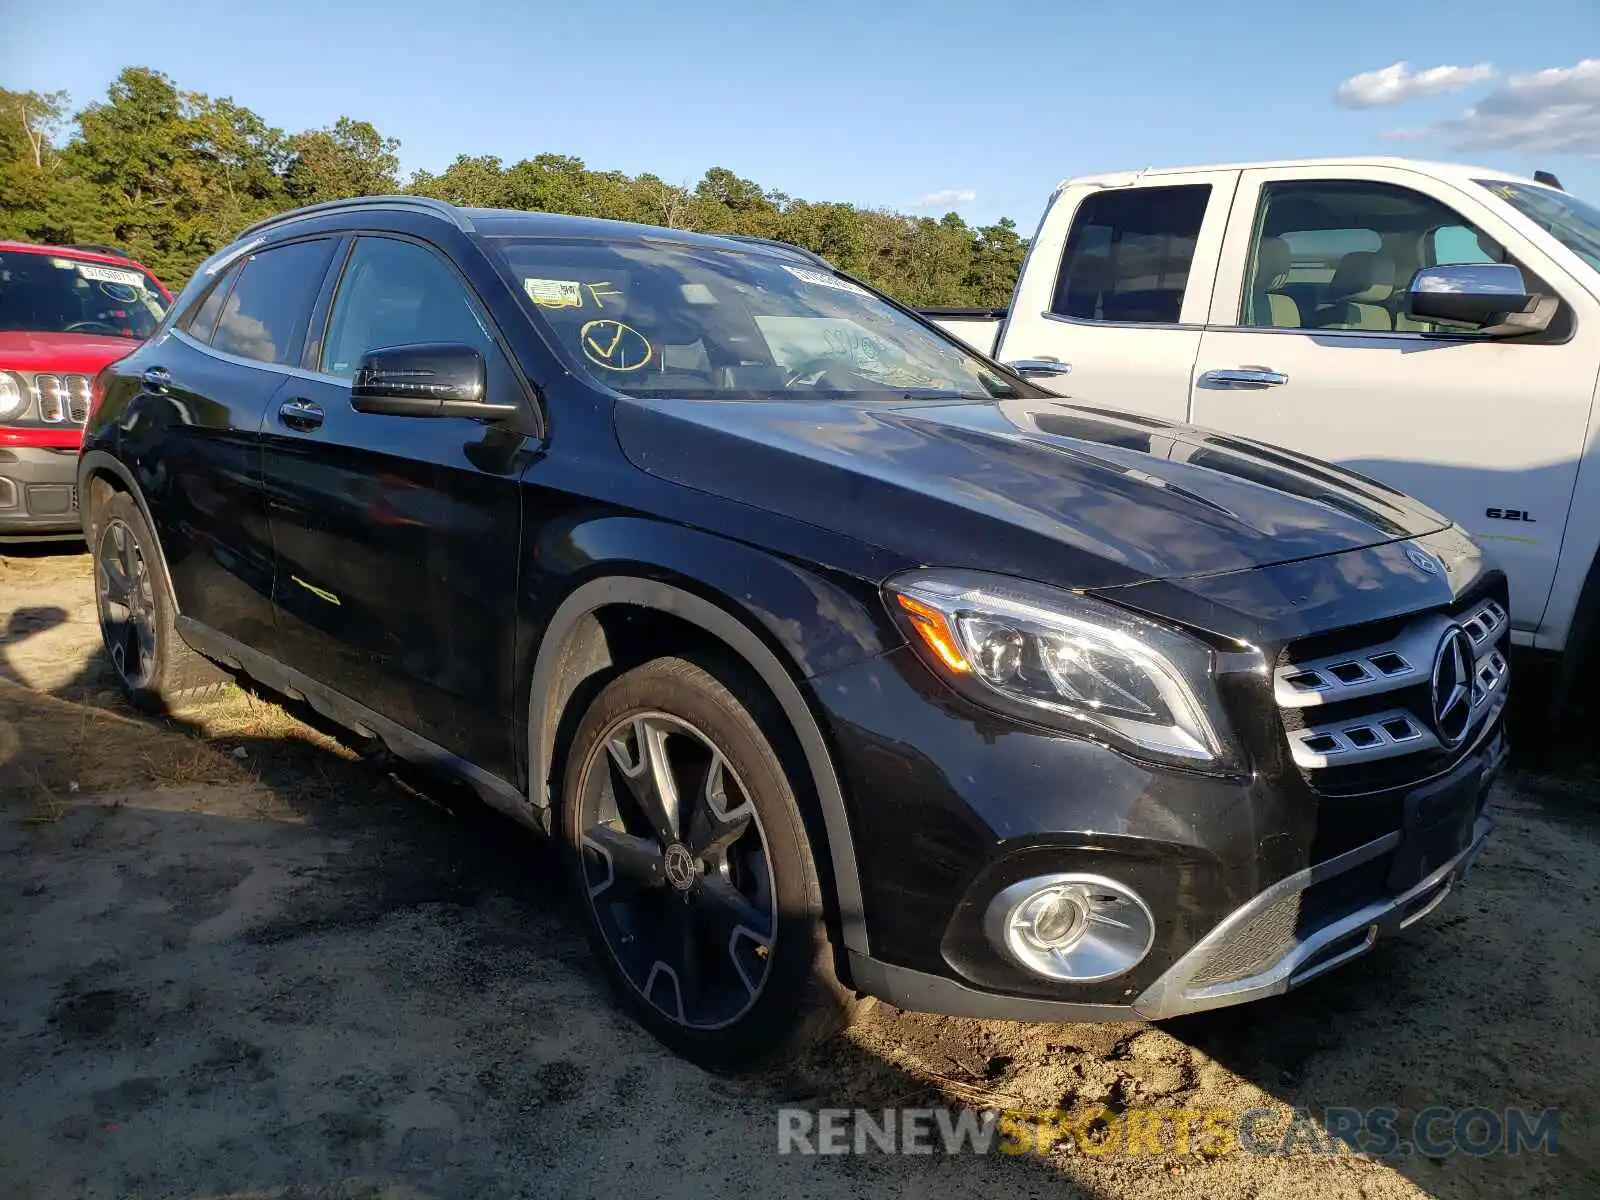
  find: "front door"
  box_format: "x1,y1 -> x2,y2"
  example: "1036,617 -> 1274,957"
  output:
120,236 -> 341,647
995,170 -> 1238,420
1190,164 -> 1600,636
260,233 -> 535,778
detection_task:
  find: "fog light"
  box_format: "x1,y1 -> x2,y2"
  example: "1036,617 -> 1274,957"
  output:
984,874 -> 1154,983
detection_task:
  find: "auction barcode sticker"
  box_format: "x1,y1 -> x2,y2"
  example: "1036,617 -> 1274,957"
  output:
75,263 -> 147,289
524,278 -> 585,309
783,265 -> 870,297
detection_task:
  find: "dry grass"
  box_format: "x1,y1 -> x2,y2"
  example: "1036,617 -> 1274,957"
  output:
0,679 -> 255,816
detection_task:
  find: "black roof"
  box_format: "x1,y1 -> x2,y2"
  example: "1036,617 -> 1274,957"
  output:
462,209 -> 825,263
236,195 -> 827,265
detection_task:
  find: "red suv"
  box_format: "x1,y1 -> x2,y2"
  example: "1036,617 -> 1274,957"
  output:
0,241 -> 170,540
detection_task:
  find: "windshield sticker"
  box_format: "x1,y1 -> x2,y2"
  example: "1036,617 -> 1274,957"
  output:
99,281 -> 141,303
580,319 -> 653,372
75,263 -> 146,289
524,277 -> 585,309
782,265 -> 870,297
586,281 -> 624,309
680,283 -> 718,305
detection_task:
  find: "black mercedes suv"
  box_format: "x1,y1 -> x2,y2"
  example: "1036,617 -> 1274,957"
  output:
78,197 -> 1508,1067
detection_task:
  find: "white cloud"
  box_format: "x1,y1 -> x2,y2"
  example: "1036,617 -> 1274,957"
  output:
915,188 -> 977,208
1336,61 -> 1496,108
1428,59 -> 1600,154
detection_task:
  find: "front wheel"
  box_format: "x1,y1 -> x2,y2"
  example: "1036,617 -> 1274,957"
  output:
560,654 -> 855,1069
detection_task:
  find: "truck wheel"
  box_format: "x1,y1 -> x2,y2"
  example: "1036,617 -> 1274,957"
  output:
89,491 -> 230,713
559,653 -> 855,1069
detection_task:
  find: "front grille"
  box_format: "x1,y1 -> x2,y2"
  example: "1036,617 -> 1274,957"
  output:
1276,590 -> 1510,793
31,374 -> 92,424
1187,856 -> 1393,987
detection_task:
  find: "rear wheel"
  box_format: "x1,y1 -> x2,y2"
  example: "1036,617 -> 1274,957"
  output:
89,490 -> 229,713
560,653 -> 854,1068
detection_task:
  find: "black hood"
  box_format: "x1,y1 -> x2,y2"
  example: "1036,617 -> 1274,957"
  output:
614,395 -> 1451,591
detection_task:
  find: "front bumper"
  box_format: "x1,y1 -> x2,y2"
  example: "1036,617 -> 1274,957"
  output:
846,811 -> 1494,1021
814,642 -> 1505,1024
0,445 -> 81,539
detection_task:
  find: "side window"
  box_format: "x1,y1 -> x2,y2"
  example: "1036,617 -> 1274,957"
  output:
1427,224 -> 1502,267
1239,180 -> 1503,334
212,239 -> 337,365
181,262 -> 241,344
1050,185 -> 1211,325
321,237 -> 497,378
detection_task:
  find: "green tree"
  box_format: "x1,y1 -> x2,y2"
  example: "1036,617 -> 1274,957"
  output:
4,66 -> 1032,306
0,87 -> 76,243
284,116 -> 400,204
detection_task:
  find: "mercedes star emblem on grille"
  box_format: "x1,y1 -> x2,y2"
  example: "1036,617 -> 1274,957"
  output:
1430,627 -> 1474,746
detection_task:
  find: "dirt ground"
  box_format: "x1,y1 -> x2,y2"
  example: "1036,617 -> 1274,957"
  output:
0,547 -> 1596,1200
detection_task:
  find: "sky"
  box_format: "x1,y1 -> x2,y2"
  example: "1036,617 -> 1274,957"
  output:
3,0 -> 1597,229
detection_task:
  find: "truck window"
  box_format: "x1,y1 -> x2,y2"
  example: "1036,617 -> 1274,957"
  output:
1049,185 -> 1210,326
1238,180 -> 1509,334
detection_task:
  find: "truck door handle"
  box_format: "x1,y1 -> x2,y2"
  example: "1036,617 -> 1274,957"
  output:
1199,367 -> 1289,389
141,366 -> 171,394
278,398 -> 325,432
1006,358 -> 1074,378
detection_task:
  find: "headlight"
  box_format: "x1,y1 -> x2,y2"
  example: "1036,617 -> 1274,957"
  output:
886,569 -> 1234,768
0,373 -> 24,421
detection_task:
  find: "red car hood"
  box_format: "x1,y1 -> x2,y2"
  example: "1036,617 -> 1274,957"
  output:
0,330 -> 141,374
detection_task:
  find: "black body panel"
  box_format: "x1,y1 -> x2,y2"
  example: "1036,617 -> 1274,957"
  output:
75,201 -> 1506,1023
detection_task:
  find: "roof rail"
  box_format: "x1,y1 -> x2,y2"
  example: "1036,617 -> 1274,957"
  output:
718,233 -> 833,268
236,195 -> 473,240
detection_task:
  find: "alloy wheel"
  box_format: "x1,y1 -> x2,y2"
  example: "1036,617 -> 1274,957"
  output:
578,711 -> 777,1030
95,516 -> 158,690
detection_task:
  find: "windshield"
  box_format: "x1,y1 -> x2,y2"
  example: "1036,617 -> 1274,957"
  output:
0,252 -> 168,339
492,236 -> 1019,401
1479,179 -> 1600,272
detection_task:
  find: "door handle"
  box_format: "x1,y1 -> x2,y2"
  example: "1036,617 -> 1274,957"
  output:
1198,367 -> 1289,389
278,398 -> 325,432
141,366 -> 171,394
1006,358 -> 1074,378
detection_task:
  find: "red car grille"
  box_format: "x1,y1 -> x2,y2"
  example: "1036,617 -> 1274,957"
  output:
32,374 -> 93,424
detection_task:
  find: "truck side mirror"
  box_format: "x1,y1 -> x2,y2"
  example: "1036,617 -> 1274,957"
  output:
1406,263 -> 1556,338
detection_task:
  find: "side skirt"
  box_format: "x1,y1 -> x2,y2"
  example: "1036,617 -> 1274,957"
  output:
175,616 -> 539,831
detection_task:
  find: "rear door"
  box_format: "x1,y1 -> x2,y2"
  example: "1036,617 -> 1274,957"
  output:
260,233 -> 533,778
1189,164 -> 1600,637
995,170 -> 1238,418
118,236 -> 339,646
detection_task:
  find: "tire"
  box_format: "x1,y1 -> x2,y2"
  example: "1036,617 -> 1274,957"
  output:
559,652 -> 856,1069
88,490 -> 230,713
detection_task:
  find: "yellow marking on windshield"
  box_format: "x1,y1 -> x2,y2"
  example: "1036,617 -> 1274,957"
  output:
586,282 -> 624,309
579,319 -> 653,372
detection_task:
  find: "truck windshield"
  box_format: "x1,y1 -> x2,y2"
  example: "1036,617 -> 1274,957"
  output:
492,236 -> 1018,401
0,252 -> 168,339
1479,180 -> 1600,272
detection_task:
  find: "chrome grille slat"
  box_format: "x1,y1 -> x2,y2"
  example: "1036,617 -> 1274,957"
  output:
1274,599 -> 1507,709
27,373 -> 93,425
1280,597 -> 1510,771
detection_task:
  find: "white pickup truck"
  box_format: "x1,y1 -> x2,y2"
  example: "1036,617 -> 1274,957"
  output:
925,156 -> 1600,688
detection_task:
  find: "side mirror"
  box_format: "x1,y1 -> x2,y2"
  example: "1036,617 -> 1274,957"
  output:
350,343 -> 517,419
1406,263 -> 1556,337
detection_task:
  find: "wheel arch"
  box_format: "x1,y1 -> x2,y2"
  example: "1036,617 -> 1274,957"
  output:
77,451 -> 178,608
527,575 -> 870,956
